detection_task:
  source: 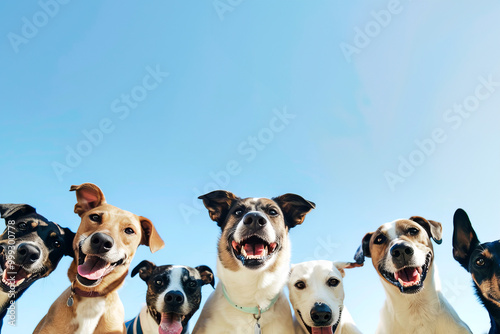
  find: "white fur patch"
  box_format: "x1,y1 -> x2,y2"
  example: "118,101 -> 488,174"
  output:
155,266 -> 189,315
72,296 -> 106,334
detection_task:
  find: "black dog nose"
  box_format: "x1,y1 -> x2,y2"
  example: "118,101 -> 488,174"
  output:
90,233 -> 114,253
243,212 -> 267,227
390,242 -> 414,266
16,243 -> 41,265
165,290 -> 184,306
310,303 -> 332,326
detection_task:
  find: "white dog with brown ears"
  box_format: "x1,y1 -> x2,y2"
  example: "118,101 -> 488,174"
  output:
288,260 -> 363,334
193,190 -> 315,334
354,216 -> 471,334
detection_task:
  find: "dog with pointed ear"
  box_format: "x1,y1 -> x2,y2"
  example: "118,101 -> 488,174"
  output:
453,208 -> 500,333
127,260 -> 214,334
0,204 -> 75,330
193,190 -> 315,334
34,183 -> 165,334
353,215 -> 471,334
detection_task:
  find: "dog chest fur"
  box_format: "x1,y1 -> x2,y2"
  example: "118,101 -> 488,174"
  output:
73,296 -> 106,334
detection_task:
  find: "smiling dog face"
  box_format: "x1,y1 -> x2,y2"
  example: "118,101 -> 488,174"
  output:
198,191 -> 315,271
289,260 -> 361,334
354,216 -> 442,294
69,183 -> 164,293
0,204 -> 74,296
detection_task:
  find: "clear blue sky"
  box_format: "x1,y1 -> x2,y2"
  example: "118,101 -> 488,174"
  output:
1,1 -> 500,333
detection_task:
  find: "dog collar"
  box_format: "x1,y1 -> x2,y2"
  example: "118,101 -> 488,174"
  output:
221,283 -> 280,315
73,287 -> 103,298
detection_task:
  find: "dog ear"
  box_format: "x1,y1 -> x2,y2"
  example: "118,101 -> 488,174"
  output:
61,227 -> 76,258
69,183 -> 106,216
131,260 -> 156,282
196,265 -> 215,288
272,194 -> 315,229
452,208 -> 480,271
0,204 -> 37,221
409,216 -> 443,244
334,261 -> 364,278
354,232 -> 372,264
198,190 -> 239,228
139,217 -> 165,253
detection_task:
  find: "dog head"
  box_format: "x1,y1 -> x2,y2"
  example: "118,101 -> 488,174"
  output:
132,260 -> 214,334
0,204 -> 74,296
354,216 -> 442,294
453,208 -> 500,309
199,190 -> 315,271
288,260 -> 362,334
70,183 -> 165,293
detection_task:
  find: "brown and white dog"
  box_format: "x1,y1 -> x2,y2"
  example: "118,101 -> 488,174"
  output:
354,216 -> 471,334
34,183 -> 165,334
192,190 -> 315,334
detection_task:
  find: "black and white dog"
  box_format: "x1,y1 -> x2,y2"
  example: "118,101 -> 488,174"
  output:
193,191 -> 315,333
453,208 -> 500,334
126,260 -> 214,334
0,204 -> 74,329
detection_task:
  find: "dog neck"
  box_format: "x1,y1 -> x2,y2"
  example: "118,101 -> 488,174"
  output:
381,265 -> 440,324
474,284 -> 500,334
217,238 -> 290,310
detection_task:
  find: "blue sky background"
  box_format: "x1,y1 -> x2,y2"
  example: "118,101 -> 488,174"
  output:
1,1 -> 500,333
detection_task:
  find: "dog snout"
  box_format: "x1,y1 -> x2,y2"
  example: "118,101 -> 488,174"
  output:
243,212 -> 267,228
89,232 -> 114,254
390,242 -> 414,266
165,290 -> 185,307
16,243 -> 41,265
310,302 -> 332,326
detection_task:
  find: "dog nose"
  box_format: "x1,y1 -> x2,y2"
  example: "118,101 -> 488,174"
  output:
390,242 -> 414,265
16,243 -> 41,265
165,290 -> 185,306
243,212 -> 267,227
90,233 -> 114,253
310,303 -> 332,326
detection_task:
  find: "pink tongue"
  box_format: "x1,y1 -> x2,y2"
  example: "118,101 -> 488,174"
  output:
254,243 -> 265,256
159,313 -> 183,334
77,256 -> 109,280
244,243 -> 254,256
396,268 -> 419,283
312,327 -> 333,334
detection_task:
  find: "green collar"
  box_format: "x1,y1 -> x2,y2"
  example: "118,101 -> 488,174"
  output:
221,283 -> 280,316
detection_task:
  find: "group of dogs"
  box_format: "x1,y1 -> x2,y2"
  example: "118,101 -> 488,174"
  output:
0,183 -> 499,333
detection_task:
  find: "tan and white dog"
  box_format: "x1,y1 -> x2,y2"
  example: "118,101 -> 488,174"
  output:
193,190 -> 315,334
288,260 -> 362,334
354,216 -> 471,334
34,183 -> 164,334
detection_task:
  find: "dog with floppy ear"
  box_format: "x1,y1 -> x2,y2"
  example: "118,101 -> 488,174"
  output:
453,208 -> 500,334
354,216 -> 471,334
34,183 -> 165,334
126,260 -> 215,334
0,204 -> 74,330
193,190 -> 315,334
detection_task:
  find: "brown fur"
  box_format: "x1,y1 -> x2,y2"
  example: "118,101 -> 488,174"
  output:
34,183 -> 164,334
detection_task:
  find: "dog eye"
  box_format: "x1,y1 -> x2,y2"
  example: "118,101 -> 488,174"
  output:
188,281 -> 197,288
374,234 -> 386,244
294,281 -> 306,290
18,222 -> 28,230
476,257 -> 485,267
89,214 -> 101,222
234,209 -> 244,216
124,228 -> 135,235
408,228 -> 419,236
53,240 -> 61,248
154,279 -> 163,287
268,209 -> 278,216
327,278 -> 340,287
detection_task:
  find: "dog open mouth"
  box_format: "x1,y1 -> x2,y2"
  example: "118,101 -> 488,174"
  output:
231,235 -> 278,268
297,307 -> 342,334
76,246 -> 123,286
159,313 -> 186,334
0,251 -> 41,292
381,253 -> 432,294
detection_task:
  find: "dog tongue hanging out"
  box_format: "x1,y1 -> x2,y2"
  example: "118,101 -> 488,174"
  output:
34,183 -> 164,334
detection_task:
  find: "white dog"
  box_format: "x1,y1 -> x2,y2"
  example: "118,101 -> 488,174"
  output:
289,260 -> 362,334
